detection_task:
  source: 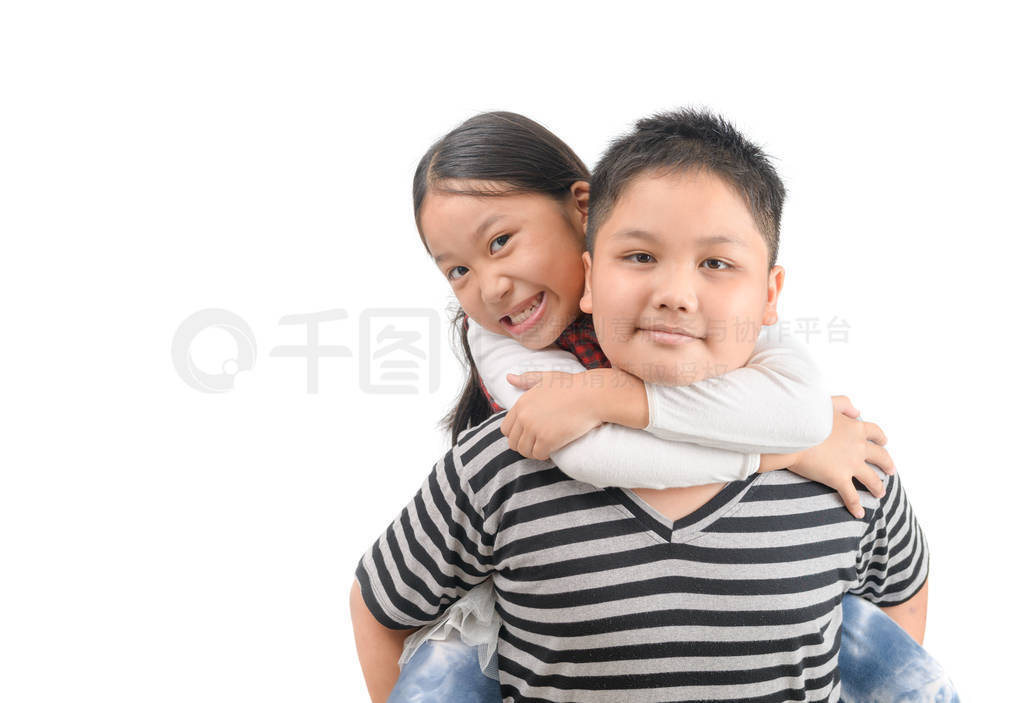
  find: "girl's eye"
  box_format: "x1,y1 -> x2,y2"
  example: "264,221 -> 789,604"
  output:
626,253 -> 654,264
702,258 -> 732,270
447,265 -> 469,281
489,234 -> 511,254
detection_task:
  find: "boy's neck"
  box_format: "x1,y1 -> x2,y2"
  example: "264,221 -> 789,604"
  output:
630,483 -> 728,522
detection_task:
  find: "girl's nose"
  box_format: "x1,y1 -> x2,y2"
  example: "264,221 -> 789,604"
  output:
479,270 -> 513,305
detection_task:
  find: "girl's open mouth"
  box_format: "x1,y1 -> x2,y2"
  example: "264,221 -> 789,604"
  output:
500,292 -> 546,335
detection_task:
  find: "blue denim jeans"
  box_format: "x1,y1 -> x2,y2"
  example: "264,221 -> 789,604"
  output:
838,594 -> 959,702
388,594 -> 958,703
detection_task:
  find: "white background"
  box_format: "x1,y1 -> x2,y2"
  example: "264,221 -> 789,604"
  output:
2,2 -> 1020,701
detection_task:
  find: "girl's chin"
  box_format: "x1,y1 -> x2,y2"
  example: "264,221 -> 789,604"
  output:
513,325 -> 560,350
494,302 -> 579,348
508,303 -> 572,348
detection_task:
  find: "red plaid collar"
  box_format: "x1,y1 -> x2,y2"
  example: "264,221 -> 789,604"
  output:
552,314 -> 611,371
475,314 -> 610,413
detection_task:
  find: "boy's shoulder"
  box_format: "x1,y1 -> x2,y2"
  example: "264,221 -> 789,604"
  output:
449,414 -> 895,535
744,468 -> 886,524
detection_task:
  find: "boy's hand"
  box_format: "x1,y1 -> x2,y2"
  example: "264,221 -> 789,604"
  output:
500,371 -> 604,460
787,395 -> 895,519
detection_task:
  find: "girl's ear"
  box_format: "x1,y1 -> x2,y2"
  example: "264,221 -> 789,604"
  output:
580,252 -> 594,314
761,265 -> 785,326
570,180 -> 590,231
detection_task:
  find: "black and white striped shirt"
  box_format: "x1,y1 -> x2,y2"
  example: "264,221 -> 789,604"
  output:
357,412 -> 929,702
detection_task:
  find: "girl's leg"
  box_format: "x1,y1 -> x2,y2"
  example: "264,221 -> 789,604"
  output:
839,593 -> 959,702
387,635 -> 501,703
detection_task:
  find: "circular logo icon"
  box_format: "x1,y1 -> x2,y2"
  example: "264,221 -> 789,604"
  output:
171,309 -> 256,393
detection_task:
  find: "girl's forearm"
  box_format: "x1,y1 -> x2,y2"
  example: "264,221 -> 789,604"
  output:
589,368 -> 650,429
589,369 -> 809,478
757,451 -> 802,473
642,334 -> 833,453
350,580 -> 415,703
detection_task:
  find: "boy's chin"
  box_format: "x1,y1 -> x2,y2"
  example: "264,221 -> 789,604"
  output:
620,354 -> 736,387
618,360 -> 695,387
644,369 -> 708,387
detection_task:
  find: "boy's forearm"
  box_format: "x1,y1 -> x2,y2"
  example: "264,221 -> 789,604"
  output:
350,580 -> 415,703
589,368 -> 650,429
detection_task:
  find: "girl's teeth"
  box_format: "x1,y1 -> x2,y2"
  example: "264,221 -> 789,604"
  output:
508,296 -> 541,325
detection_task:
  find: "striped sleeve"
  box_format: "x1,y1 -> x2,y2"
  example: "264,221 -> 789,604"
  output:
355,448 -> 494,629
849,470 -> 930,606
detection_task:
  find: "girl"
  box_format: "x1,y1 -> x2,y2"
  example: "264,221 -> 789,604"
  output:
354,112 -> 955,703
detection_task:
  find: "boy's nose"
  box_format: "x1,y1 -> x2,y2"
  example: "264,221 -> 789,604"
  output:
651,267 -> 699,312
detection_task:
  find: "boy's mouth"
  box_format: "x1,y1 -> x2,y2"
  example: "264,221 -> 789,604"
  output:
637,324 -> 702,345
500,292 -> 546,335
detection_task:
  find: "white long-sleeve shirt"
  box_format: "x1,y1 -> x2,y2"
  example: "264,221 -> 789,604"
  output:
467,318 -> 833,489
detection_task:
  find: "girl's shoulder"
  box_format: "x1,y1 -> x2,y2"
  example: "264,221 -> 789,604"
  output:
554,314 -> 610,370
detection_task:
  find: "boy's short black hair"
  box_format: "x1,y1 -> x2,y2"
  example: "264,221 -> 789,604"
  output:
586,108 -> 786,267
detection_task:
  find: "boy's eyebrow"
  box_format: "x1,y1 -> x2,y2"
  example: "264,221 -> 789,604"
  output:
697,234 -> 748,247
434,214 -> 507,264
609,228 -> 748,248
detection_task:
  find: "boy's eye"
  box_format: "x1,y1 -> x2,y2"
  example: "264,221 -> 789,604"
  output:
626,253 -> 654,264
447,265 -> 469,281
702,258 -> 731,270
489,234 -> 511,254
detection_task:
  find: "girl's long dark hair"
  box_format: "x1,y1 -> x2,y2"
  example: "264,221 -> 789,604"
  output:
412,112 -> 590,445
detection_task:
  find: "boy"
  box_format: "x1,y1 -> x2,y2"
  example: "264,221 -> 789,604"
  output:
354,110 -> 931,701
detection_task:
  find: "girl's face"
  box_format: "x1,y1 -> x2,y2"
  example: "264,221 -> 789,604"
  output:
419,182 -> 588,350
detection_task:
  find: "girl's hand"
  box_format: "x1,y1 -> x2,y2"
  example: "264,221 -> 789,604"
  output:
500,371 -> 604,460
788,395 -> 895,519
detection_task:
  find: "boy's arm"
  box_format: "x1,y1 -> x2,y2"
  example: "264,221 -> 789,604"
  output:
468,319 -> 758,488
352,446 -> 494,699
643,328 -> 833,453
880,578 -> 928,644
350,580 -> 415,703
849,469 -> 931,641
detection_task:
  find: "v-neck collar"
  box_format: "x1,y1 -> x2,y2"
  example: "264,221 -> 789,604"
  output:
604,474 -> 760,543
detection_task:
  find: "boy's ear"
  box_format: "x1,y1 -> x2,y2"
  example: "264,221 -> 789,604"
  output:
580,251 -> 594,314
761,265 -> 785,326
570,180 -> 590,231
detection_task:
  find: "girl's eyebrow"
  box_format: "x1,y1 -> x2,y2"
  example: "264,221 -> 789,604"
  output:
434,214 -> 508,265
474,213 -> 506,238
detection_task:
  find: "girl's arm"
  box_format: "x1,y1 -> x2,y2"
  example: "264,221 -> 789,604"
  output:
471,320 -> 893,515
504,334 -> 835,462
643,328 -> 833,453
552,422 -> 758,488
469,319 -> 758,488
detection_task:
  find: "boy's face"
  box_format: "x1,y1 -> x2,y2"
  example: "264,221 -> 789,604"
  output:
581,170 -> 784,385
